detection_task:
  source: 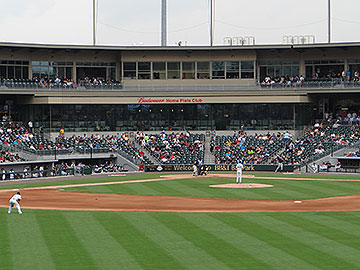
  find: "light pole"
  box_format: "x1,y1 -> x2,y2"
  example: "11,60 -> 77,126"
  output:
210,0 -> 214,46
93,0 -> 96,46
328,0 -> 331,43
161,0 -> 167,46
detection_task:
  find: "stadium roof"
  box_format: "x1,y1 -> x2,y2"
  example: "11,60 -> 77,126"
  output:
1,41 -> 360,51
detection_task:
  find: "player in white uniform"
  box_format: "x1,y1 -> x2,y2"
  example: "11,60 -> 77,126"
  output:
8,192 -> 22,214
236,161 -> 244,184
192,164 -> 198,176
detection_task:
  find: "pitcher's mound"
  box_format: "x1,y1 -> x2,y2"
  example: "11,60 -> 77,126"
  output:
209,183 -> 273,189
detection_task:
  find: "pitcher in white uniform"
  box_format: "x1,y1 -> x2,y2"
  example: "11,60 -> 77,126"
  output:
236,161 -> 244,184
8,192 -> 22,214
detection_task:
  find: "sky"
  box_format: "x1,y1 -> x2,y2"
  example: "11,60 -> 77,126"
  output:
1,0 -> 360,46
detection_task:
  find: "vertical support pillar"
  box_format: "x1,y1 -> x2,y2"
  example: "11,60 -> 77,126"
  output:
72,62 -> 77,82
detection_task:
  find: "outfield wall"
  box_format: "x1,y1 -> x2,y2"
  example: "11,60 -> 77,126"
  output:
145,164 -> 296,172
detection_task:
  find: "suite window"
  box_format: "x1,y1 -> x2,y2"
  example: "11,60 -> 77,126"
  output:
138,62 -> 151,80
304,59 -> 343,78
226,61 -> 240,79
0,60 -> 29,79
212,62 -> 225,79
182,62 -> 195,79
123,62 -> 136,79
197,62 -> 210,79
167,62 -> 180,79
32,61 -> 73,80
152,62 -> 166,79
241,61 -> 254,78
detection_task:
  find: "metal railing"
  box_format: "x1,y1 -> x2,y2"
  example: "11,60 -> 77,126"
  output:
3,78 -> 360,92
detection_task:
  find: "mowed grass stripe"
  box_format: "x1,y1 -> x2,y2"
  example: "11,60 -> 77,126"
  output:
276,180 -> 359,198
246,213 -> 358,270
274,213 -> 360,261
153,213 -> 271,269
162,179 -> 221,197
67,185 -> 116,194
302,212 -> 360,237
7,211 -> 55,270
92,212 -> 185,270
124,212 -> 229,270
131,181 -> 189,197
198,213 -> 320,270
179,177 -> 275,200
0,173 -> 168,190
64,211 -> 142,270
327,212 -> 360,228
0,212 -> 13,270
36,211 -> 99,270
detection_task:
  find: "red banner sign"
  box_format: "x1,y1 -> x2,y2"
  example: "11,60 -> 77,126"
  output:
137,97 -> 203,104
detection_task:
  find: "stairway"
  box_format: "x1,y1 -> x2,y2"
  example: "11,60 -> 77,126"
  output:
204,133 -> 215,164
134,141 -> 159,165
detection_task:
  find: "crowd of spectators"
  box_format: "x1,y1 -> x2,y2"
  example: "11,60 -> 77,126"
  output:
32,76 -> 77,89
83,77 -> 118,85
261,75 -> 305,87
92,161 -> 125,173
213,131 -> 289,164
1,76 -> 122,90
2,116 -> 360,172
0,149 -> 24,163
273,121 -> 360,165
136,131 -> 204,164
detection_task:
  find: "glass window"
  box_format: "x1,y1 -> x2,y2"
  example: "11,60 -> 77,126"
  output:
0,66 -> 6,78
107,67 -> 115,80
123,62 -> 136,79
138,62 -> 151,80
182,62 -> 195,79
8,66 -> 14,78
212,62 -> 225,79
153,62 -> 166,79
15,66 -> 21,78
197,62 -> 210,79
66,67 -> 72,79
241,61 -> 254,79
167,62 -> 180,79
226,61 -> 239,79
23,67 -> 28,79
57,67 -> 64,78
241,72 -> 254,79
241,61 -> 254,70
32,67 -> 41,78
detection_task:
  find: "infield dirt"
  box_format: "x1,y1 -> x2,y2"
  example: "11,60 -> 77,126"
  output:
1,174 -> 360,213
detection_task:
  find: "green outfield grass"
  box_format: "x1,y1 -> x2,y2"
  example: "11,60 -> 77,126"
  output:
0,173 -> 169,190
2,210 -> 360,270
65,175 -> 360,201
2,172 -> 360,269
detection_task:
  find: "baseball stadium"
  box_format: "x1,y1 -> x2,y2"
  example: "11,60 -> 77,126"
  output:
2,1 -> 360,269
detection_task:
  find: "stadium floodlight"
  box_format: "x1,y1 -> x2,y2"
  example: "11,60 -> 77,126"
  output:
223,36 -> 255,46
282,35 -> 315,45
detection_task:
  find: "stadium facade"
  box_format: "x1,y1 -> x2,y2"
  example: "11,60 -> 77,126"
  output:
1,41 -> 360,132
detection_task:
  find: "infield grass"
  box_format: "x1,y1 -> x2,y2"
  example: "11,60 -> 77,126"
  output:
64,174 -> 360,200
2,210 -> 360,270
